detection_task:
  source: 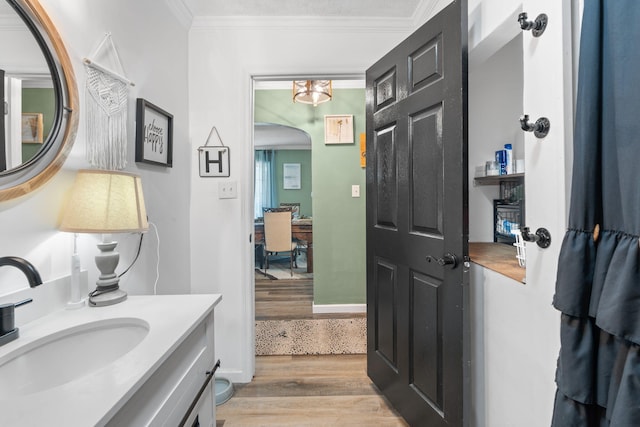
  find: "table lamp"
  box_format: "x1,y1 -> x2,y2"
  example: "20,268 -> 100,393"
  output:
59,169 -> 148,307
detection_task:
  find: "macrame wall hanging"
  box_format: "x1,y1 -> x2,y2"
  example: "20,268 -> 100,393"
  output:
82,33 -> 135,170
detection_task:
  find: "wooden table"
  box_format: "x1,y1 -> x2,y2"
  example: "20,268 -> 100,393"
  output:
255,220 -> 313,273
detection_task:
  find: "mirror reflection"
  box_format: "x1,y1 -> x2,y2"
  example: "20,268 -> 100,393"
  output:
0,0 -> 55,172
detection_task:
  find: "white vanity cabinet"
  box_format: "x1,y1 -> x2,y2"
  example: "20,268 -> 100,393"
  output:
0,294 -> 222,427
106,307 -> 218,426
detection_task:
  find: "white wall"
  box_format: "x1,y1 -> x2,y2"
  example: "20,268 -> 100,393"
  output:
0,0 -> 191,300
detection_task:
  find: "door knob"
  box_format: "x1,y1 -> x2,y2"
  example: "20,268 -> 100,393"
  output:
426,253 -> 458,269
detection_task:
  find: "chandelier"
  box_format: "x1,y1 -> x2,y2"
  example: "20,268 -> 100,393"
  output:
292,80 -> 332,106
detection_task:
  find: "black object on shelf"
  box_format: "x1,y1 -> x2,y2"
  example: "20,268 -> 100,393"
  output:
494,199 -> 525,244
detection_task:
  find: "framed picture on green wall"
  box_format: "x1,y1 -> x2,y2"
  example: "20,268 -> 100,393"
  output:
283,163 -> 301,189
324,114 -> 354,144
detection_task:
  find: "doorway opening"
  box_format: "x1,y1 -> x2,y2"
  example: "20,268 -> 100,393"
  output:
251,76 -> 367,356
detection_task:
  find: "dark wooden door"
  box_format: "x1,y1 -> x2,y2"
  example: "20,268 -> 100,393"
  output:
366,1 -> 468,425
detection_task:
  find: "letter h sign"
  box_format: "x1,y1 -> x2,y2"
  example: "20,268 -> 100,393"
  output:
199,146 -> 230,177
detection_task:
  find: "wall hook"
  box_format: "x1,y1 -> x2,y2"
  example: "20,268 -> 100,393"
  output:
520,115 -> 550,138
518,12 -> 548,37
521,227 -> 551,248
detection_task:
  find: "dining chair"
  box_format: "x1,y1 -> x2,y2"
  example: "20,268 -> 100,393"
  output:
263,210 -> 298,276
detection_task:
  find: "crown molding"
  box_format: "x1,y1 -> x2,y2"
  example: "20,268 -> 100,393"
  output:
412,0 -> 452,27
191,15 -> 413,33
164,0 -> 193,29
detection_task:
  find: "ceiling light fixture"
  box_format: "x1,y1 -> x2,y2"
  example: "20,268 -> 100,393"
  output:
292,80 -> 332,107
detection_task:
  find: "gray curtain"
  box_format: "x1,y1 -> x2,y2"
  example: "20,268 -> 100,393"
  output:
551,1 -> 640,425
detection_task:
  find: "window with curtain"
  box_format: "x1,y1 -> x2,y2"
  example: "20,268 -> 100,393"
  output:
254,150 -> 275,219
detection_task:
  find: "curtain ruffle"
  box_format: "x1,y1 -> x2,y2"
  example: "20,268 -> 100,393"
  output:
554,229 -> 640,343
553,228 -> 640,425
554,315 -> 640,425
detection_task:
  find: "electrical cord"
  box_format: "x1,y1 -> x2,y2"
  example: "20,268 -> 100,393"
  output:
150,222 -> 160,294
118,233 -> 144,278
113,221 -> 160,294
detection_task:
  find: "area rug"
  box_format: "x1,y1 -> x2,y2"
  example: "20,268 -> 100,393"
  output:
255,318 -> 366,355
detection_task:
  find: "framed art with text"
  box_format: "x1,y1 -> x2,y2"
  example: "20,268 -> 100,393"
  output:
135,98 -> 173,167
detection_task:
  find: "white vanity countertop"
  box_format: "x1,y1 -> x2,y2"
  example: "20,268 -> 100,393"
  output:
0,294 -> 222,426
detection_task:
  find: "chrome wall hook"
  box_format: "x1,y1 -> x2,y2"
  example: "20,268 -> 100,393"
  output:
521,227 -> 551,248
518,12 -> 548,37
520,115 -> 550,138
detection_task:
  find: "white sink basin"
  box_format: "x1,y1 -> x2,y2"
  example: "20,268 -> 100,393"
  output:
0,317 -> 149,399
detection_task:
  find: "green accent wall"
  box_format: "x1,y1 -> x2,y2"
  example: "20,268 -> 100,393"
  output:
255,88 -> 366,305
22,88 -> 55,162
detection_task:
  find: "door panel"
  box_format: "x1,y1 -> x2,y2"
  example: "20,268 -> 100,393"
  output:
410,271 -> 443,411
375,258 -> 397,367
374,125 -> 398,229
366,1 -> 468,425
410,104 -> 444,235
409,35 -> 443,91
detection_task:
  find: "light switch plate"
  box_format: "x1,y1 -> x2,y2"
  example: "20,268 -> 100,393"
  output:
218,181 -> 237,199
351,185 -> 360,198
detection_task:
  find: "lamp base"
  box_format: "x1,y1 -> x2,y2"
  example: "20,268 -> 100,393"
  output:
89,238 -> 127,307
88,288 -> 127,307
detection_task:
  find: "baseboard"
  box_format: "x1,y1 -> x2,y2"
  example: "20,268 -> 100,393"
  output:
312,303 -> 367,314
216,369 -> 249,384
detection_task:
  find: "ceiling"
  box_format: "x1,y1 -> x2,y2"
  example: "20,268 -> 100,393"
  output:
183,0 -> 426,18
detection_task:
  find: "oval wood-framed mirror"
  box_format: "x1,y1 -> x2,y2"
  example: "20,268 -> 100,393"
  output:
0,0 -> 78,201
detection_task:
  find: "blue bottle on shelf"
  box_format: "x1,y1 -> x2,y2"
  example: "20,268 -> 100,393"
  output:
495,149 -> 507,175
504,143 -> 513,174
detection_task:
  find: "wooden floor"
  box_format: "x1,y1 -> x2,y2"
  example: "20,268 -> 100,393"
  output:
255,278 -> 366,320
217,278 -> 407,426
216,354 -> 408,426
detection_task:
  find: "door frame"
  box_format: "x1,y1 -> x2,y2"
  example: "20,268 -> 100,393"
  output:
245,72 -> 366,369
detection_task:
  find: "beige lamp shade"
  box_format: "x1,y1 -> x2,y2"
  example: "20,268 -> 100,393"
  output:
59,169 -> 149,233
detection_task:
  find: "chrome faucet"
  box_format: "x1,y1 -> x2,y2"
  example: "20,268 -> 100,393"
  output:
0,256 -> 42,346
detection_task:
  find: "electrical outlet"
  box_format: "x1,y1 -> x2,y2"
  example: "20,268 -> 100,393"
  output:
218,181 -> 237,199
352,184 -> 360,198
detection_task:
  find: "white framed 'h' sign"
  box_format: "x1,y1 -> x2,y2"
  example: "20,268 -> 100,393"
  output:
199,146 -> 230,177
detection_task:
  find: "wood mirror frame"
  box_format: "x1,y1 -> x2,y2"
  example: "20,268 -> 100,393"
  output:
0,0 -> 78,201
